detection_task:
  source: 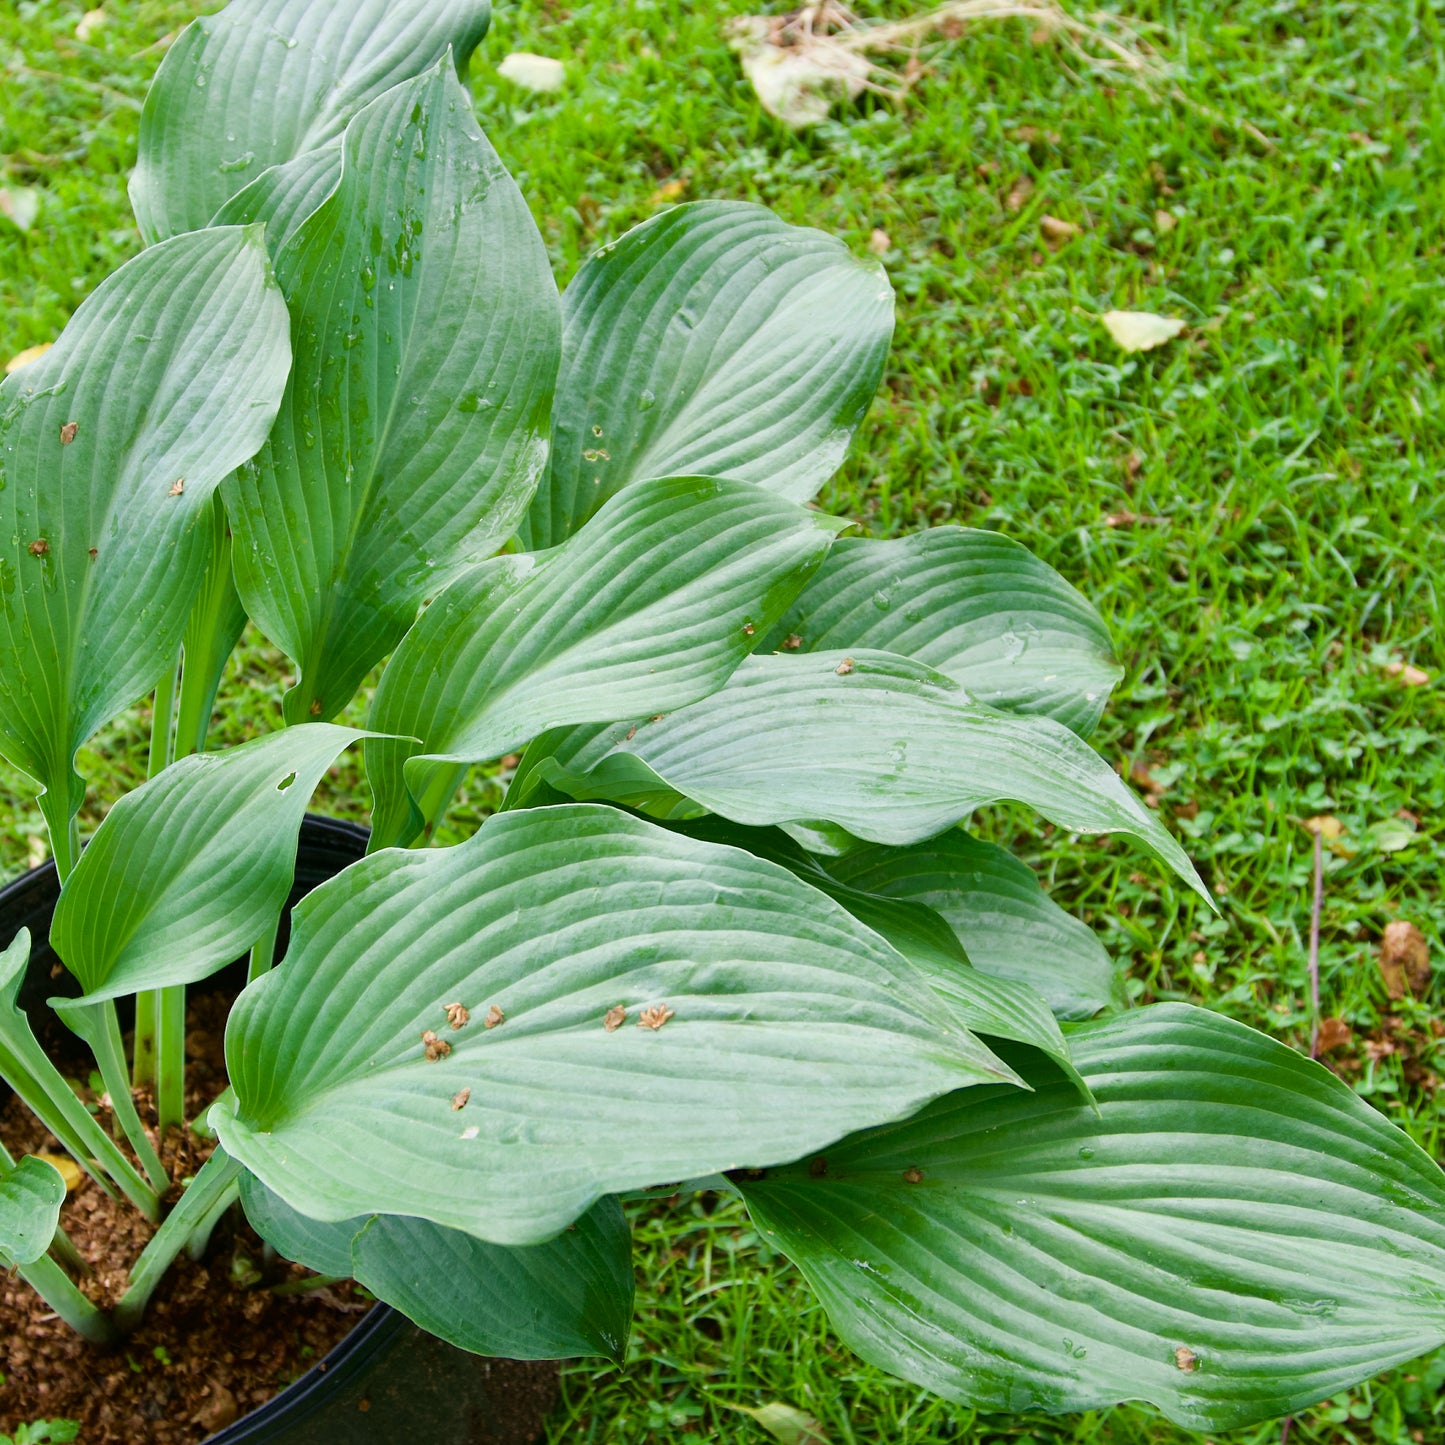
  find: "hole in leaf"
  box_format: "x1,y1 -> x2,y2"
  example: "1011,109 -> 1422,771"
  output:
276,772 -> 297,792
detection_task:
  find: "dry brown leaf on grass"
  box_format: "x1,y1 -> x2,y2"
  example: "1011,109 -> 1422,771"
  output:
1316,1018 -> 1352,1054
727,0 -> 1162,129
1379,922 -> 1431,1001
1382,659 -> 1430,688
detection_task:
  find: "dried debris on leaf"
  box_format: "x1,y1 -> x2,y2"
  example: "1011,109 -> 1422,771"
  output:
727,1 -> 1162,129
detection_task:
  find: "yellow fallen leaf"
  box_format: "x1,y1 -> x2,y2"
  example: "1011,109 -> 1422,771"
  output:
496,52 -> 565,93
76,7 -> 106,43
649,178 -> 687,206
1040,214 -> 1080,246
36,1152 -> 83,1192
1383,660 -> 1429,688
1102,310 -> 1186,353
6,342 -> 52,375
1302,815 -> 1345,841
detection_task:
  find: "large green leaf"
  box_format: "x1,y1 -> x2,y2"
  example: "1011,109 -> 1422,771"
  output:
762,529 -> 1123,737
131,0 -> 491,242
49,725 -> 367,1005
214,805 -> 1019,1245
212,144 -> 345,261
366,475 -> 843,848
739,1004 -> 1445,1430
828,832 -> 1119,1020
0,1154 -> 65,1266
241,1174 -> 634,1361
0,228 -> 291,842
225,60 -> 561,725
520,202 -> 894,549
669,819 -> 1077,1089
531,652 -> 1207,902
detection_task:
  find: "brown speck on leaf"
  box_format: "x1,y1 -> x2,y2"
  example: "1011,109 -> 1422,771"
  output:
604,1005 -> 627,1032
443,1001 -> 470,1030
625,725 -> 637,741
451,1088 -> 471,1111
591,424 -> 604,437
309,698 -> 323,717
809,1156 -> 828,1178
421,1029 -> 451,1062
1379,921 -> 1431,1000
742,621 -> 756,636
27,539 -> 49,558
484,1004 -> 505,1029
836,657 -> 856,676
87,546 -> 97,560
638,1004 -> 675,1031
59,421 -> 78,446
902,1167 -> 924,1185
782,633 -> 803,651
169,478 -> 185,496
1175,1346 -> 1199,1373
582,447 -> 611,462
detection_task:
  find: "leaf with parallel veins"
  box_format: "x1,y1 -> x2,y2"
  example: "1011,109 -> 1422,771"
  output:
215,804 -> 1020,1246
131,0 -> 492,242
521,201 -> 893,549
761,528 -> 1123,737
740,1005 -> 1445,1430
0,227 -> 290,841
224,59 -> 561,725
240,1172 -> 634,1361
366,475 -> 842,849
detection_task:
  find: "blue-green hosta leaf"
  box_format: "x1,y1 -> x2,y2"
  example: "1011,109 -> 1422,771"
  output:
0,1154 -> 66,1266
763,529 -> 1123,737
521,202 -> 893,549
366,475 -> 843,849
828,833 -> 1119,1020
240,1173 -> 633,1361
212,144 -> 345,257
225,60 -> 560,725
668,819 -> 1077,1089
214,805 -> 1019,1246
49,725 -> 368,1005
531,652 -> 1207,903
740,1004 -> 1445,1431
0,228 -> 291,840
131,0 -> 491,242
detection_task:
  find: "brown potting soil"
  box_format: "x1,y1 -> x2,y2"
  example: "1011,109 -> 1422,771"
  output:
0,991 -> 371,1443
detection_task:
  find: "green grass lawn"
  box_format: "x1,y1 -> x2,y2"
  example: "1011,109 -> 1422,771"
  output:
3,1 -> 1443,1441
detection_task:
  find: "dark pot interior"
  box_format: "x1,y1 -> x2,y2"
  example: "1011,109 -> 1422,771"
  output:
0,815 -> 559,1445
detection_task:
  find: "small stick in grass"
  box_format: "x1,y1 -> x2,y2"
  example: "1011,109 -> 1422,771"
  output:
1308,828 -> 1323,1059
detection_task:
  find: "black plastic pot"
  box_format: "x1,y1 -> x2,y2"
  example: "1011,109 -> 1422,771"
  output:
0,815 -> 558,1445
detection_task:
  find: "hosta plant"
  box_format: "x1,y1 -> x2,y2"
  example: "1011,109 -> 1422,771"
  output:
1,0 -> 1442,1430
